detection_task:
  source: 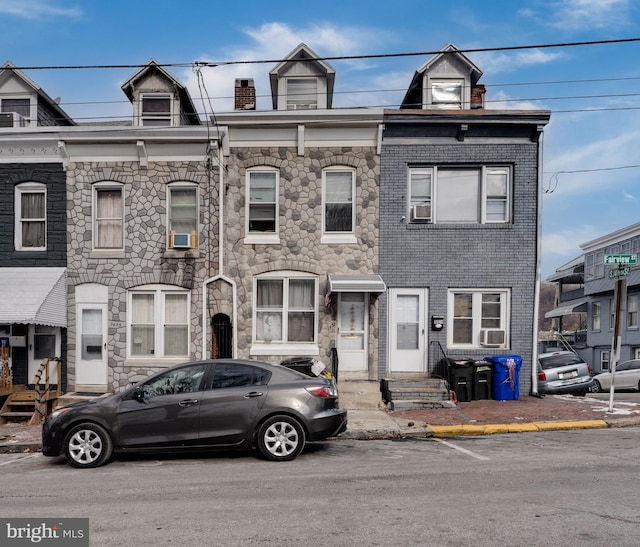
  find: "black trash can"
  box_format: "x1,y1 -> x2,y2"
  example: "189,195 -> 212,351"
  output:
473,360 -> 493,400
448,359 -> 474,402
280,357 -> 315,377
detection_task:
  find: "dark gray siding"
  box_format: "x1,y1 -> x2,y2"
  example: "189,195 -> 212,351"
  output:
0,163 -> 67,267
379,138 -> 542,394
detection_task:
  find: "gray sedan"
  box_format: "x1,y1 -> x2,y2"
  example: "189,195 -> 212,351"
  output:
591,359 -> 640,392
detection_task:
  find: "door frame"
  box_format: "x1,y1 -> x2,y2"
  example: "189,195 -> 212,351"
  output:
336,292 -> 369,373
388,288 -> 428,373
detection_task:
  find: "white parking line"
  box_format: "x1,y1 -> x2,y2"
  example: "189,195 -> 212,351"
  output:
433,438 -> 490,461
0,454 -> 39,467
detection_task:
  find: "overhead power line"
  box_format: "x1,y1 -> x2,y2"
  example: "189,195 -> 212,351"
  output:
5,37 -> 640,71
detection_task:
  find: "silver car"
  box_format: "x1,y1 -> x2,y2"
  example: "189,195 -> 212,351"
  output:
591,359 -> 640,392
537,350 -> 594,396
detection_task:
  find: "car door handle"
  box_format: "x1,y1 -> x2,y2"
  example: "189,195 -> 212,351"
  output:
244,392 -> 263,399
179,399 -> 199,407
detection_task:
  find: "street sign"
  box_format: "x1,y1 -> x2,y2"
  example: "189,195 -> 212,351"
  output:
609,265 -> 631,279
604,254 -> 637,265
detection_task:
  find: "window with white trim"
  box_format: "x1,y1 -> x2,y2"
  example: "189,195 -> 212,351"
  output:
448,289 -> 510,348
600,350 -> 610,372
253,273 -> 317,349
408,166 -> 510,224
286,78 -> 318,110
140,94 -> 172,126
628,294 -> 638,329
430,79 -> 464,109
592,301 -> 601,331
128,286 -> 190,359
15,182 -> 46,250
246,169 -> 278,237
168,183 -> 198,249
0,98 -> 31,126
610,298 -> 615,330
323,168 -> 355,241
93,183 -> 123,250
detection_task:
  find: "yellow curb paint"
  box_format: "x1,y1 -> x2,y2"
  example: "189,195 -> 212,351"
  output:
428,420 -> 609,437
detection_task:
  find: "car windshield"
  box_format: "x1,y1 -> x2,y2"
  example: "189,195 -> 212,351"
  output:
539,354 -> 584,370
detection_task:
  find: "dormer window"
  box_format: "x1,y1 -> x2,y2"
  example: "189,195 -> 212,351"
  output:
431,80 -> 463,109
141,94 -> 172,126
0,98 -> 31,126
286,78 -> 318,110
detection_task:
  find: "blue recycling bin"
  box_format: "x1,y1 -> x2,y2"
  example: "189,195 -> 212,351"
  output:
485,355 -> 522,401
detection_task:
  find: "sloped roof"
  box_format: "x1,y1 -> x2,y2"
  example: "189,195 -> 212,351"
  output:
269,43 -> 335,109
0,268 -> 66,327
0,61 -> 76,125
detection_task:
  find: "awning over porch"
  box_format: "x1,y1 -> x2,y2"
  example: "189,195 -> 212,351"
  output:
545,297 -> 588,318
0,267 -> 67,327
328,274 -> 386,293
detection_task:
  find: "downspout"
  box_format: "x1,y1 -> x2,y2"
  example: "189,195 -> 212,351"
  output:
202,137 -> 238,360
531,126 -> 545,397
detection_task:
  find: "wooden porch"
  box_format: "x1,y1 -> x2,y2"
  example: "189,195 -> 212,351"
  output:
0,358 -> 62,425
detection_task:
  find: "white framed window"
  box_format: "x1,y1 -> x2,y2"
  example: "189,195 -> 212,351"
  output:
628,294 -> 638,329
408,166 -> 510,224
610,298 -> 615,330
0,97 -> 31,126
634,348 -> 640,360
286,78 -> 318,110
127,285 -> 190,359
600,350 -> 610,372
448,289 -> 510,349
168,183 -> 198,249
245,169 -> 279,244
93,183 -> 124,250
15,182 -> 46,250
252,272 -> 318,355
430,79 -> 464,109
140,93 -> 172,126
592,301 -> 601,331
322,168 -> 356,243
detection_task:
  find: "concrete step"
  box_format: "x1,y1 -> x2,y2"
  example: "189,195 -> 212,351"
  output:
337,380 -> 383,411
389,399 -> 456,411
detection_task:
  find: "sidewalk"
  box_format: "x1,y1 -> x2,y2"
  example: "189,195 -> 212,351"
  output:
2,394 -> 640,453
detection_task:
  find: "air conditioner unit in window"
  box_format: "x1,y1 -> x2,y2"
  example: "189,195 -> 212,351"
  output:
480,328 -> 506,347
0,112 -> 28,127
411,204 -> 431,222
169,231 -> 196,249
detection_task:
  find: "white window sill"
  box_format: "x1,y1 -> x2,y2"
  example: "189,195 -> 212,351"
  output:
320,234 -> 357,245
244,235 -> 281,245
91,250 -> 126,259
250,343 -> 319,357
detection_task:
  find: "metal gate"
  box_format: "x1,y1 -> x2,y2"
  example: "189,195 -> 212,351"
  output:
211,313 -> 232,359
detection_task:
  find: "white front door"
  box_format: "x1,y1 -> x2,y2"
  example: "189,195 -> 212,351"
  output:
75,304 -> 108,387
389,288 -> 428,373
28,325 -> 61,385
337,292 -> 368,372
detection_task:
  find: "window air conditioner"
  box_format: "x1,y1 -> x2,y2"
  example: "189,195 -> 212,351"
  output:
0,112 -> 28,127
170,231 -> 195,249
480,328 -> 506,347
411,204 -> 431,222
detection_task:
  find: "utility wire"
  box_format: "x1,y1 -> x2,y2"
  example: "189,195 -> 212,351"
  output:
5,37 -> 640,71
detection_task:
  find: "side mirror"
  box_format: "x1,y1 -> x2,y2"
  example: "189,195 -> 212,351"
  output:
133,386 -> 148,403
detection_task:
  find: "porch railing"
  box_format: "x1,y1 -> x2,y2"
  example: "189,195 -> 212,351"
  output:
1,360 -> 12,395
31,357 -> 62,424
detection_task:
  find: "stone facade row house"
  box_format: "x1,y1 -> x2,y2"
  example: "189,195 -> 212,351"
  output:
0,43 -> 550,403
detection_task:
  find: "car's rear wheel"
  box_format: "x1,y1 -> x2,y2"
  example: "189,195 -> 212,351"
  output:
257,415 -> 305,461
64,423 -> 113,468
591,380 -> 602,393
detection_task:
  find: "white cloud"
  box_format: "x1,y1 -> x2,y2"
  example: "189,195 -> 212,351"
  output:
487,90 -> 545,110
541,225 -> 602,276
178,21 -> 393,114
0,0 -> 81,19
474,49 -> 564,74
548,0 -> 633,31
623,190 -> 636,201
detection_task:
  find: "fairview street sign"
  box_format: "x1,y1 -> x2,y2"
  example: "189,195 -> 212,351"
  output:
604,254 -> 638,265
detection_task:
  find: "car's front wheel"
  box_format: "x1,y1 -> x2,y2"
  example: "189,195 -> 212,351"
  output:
63,423 -> 113,468
257,415 -> 305,461
591,380 -> 602,393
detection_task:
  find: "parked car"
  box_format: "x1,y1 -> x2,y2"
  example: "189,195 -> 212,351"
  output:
591,359 -> 640,392
42,359 -> 347,468
537,350 -> 594,396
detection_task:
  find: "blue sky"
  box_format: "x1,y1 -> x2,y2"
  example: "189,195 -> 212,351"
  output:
1,0 -> 639,279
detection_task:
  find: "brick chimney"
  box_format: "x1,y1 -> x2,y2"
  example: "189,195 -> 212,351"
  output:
471,85 -> 486,109
234,78 -> 256,110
